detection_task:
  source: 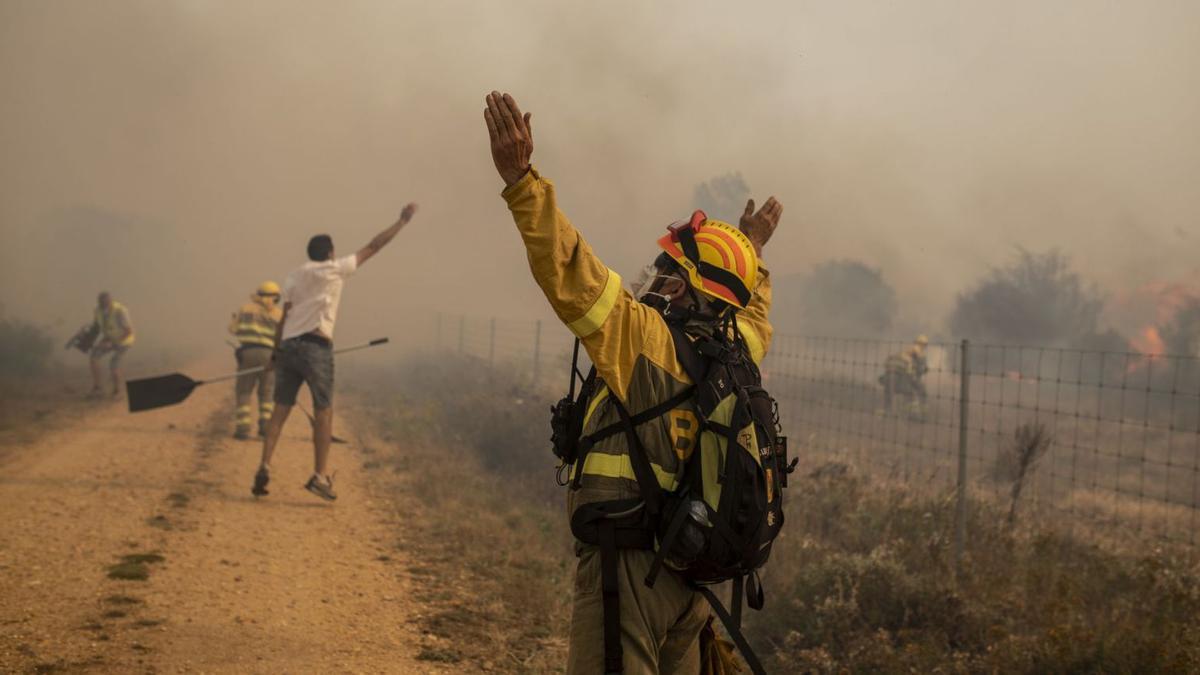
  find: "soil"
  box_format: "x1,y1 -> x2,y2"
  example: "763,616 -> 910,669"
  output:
0,374 -> 462,674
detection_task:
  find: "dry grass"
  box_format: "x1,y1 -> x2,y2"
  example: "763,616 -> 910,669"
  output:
354,355 -> 1200,674
351,359 -> 573,673
751,463 -> 1200,673
0,367 -> 96,457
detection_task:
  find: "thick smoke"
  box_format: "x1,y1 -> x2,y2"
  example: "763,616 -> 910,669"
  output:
692,173 -> 750,225
948,249 -> 1123,349
774,260 -> 898,337
2,2 -> 1199,367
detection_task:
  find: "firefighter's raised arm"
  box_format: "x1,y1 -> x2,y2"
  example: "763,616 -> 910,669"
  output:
484,91 -> 534,187
735,197 -> 783,362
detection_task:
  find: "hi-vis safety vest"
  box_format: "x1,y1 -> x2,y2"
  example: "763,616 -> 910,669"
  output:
95,302 -> 135,347
229,299 -> 282,348
499,166 -> 774,527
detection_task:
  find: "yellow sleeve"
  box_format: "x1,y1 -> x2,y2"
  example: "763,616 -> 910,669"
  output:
735,265 -> 773,363
502,168 -> 685,401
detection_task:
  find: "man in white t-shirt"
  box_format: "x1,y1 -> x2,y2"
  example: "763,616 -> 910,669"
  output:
252,202 -> 418,501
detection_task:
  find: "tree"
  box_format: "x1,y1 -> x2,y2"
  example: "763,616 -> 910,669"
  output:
774,260 -> 898,337
949,249 -> 1106,348
0,313 -> 54,377
1159,298 -> 1200,358
692,172 -> 750,224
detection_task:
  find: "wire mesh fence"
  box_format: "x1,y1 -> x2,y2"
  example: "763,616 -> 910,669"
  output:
431,312 -> 1200,553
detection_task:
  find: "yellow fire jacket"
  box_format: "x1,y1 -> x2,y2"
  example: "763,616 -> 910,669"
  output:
229,297 -> 283,348
502,167 -> 774,518
94,301 -> 135,347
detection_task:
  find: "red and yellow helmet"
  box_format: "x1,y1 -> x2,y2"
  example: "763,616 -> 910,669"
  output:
656,210 -> 758,309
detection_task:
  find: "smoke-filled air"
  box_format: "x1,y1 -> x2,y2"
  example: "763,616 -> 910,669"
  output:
3,2 -> 1200,673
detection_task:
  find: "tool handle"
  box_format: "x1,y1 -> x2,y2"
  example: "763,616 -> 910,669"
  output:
199,337 -> 390,385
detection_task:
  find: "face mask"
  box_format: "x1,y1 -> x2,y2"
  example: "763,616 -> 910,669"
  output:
637,274 -> 686,303
628,263 -> 659,300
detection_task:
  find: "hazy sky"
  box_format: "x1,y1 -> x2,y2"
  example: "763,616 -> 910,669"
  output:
2,0 -> 1198,361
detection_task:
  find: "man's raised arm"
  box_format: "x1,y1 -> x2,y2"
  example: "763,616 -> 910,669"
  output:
356,203 -> 419,267
735,196 -> 783,362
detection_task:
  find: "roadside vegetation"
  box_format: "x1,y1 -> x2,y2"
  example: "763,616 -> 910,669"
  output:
0,315 -> 95,453
358,354 -> 1200,674
752,465 -> 1200,673
351,358 -> 573,672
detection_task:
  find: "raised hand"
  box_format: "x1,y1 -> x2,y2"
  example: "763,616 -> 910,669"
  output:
484,91 -> 533,187
398,202 -> 418,226
739,197 -> 783,256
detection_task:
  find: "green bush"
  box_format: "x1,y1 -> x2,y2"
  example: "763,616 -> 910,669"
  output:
0,315 -> 54,377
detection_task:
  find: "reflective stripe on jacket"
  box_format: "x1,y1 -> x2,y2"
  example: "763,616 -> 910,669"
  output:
501,167 -> 774,520
229,298 -> 282,348
94,301 -> 135,347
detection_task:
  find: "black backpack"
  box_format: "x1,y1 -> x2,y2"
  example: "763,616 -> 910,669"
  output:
551,317 -> 795,674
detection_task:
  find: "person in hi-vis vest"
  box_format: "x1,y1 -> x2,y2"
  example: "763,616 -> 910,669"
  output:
89,291 -> 135,398
228,281 -> 284,439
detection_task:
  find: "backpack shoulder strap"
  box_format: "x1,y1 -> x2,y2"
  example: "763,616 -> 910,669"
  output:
696,583 -> 767,675
667,324 -> 709,386
609,395 -> 666,516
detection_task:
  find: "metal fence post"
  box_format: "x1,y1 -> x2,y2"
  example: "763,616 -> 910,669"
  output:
458,315 -> 465,355
532,319 -> 542,386
489,317 -> 496,367
955,338 -> 970,582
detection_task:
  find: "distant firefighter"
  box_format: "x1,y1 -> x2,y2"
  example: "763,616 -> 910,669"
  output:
229,281 -> 283,440
879,334 -> 929,418
78,292 -> 135,399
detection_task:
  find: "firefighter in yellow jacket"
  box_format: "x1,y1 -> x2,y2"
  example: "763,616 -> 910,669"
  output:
229,281 -> 283,439
879,334 -> 930,418
88,291 -> 135,398
485,92 -> 782,674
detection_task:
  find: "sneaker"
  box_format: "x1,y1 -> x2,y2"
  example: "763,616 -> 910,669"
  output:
251,467 -> 270,496
233,428 -> 251,441
304,474 -> 337,501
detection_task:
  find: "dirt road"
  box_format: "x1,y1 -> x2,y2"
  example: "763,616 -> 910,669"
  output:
0,378 -> 447,673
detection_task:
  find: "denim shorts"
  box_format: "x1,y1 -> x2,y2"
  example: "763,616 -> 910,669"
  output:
273,336 -> 334,408
90,343 -> 130,369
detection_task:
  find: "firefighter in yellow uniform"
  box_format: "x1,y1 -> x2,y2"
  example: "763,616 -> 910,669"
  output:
486,92 -> 782,674
229,281 -> 283,439
880,334 -> 930,418
89,291 -> 135,398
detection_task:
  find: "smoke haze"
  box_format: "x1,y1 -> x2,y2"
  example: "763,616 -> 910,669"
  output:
2,1 -> 1198,364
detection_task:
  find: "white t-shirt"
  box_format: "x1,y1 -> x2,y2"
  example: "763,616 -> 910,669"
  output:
281,254 -> 358,341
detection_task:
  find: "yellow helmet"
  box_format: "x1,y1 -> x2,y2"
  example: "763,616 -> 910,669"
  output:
257,281 -> 281,297
915,334 -> 929,346
656,210 -> 758,309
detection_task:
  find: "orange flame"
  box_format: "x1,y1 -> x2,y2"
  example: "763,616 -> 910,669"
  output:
1130,325 -> 1166,357
1120,279 -> 1200,358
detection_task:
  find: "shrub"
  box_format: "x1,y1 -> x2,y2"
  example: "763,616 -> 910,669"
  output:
775,260 -> 898,336
692,172 -> 750,224
949,249 -> 1111,349
749,465 -> 1200,673
0,315 -> 54,377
